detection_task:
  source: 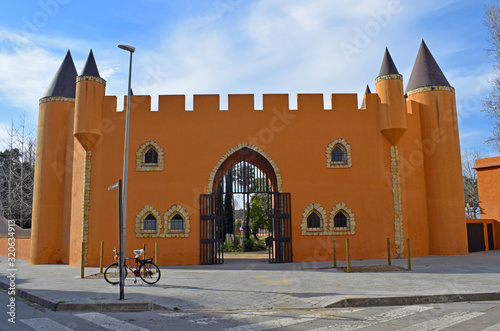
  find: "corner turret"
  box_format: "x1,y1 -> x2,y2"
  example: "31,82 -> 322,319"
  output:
375,48 -> 407,145
31,51 -> 77,264
406,40 -> 467,255
74,50 -> 106,151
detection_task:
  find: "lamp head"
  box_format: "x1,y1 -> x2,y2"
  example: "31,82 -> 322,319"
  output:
118,44 -> 136,53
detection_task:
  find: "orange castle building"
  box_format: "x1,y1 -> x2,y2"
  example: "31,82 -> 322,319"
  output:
29,41 -> 468,266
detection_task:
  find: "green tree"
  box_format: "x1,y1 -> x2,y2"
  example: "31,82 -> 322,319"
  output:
249,194 -> 268,239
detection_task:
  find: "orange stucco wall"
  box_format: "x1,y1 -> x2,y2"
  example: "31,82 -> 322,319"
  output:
30,68 -> 468,266
476,156 -> 500,221
0,237 -> 31,261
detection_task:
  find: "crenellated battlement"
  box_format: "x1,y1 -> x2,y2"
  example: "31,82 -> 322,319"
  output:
109,93 -> 378,113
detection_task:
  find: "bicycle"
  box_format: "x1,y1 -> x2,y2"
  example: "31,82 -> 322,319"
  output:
104,248 -> 161,285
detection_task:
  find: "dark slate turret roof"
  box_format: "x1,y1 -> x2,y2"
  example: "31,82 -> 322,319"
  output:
80,49 -> 101,77
405,40 -> 451,93
42,50 -> 77,98
378,48 -> 400,76
360,85 -> 371,109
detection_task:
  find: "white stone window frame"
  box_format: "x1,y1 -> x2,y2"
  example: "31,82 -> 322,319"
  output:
136,140 -> 164,171
163,204 -> 190,238
135,205 -> 162,237
329,202 -> 355,235
326,138 -> 352,169
300,203 -> 329,236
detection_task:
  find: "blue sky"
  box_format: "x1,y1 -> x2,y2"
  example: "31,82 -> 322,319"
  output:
0,0 -> 497,156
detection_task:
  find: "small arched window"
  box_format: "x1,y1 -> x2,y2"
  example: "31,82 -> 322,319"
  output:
144,148 -> 158,164
334,211 -> 348,228
171,214 -> 184,231
326,138 -> 351,169
136,140 -> 164,171
143,214 -> 158,231
307,212 -> 321,229
331,145 -> 347,164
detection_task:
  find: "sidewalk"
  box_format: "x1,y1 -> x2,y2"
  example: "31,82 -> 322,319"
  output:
1,250 -> 500,312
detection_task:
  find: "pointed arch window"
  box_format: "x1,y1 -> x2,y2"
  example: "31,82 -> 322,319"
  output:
163,205 -> 191,238
333,211 -> 348,228
326,138 -> 352,168
331,146 -> 347,163
143,214 -> 158,231
329,203 -> 355,235
144,148 -> 158,164
170,214 -> 184,231
136,140 -> 164,171
135,205 -> 162,237
300,203 -> 328,235
307,212 -> 321,229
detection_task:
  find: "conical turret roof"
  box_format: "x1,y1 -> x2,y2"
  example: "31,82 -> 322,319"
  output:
405,40 -> 451,94
360,84 -> 371,109
378,48 -> 400,76
80,49 -> 101,77
42,50 -> 77,98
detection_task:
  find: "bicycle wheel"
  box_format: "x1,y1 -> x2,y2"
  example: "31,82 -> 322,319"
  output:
139,262 -> 161,284
104,262 -> 120,284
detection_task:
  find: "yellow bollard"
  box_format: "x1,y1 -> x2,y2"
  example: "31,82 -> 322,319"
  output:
81,242 -> 85,279
407,238 -> 411,271
346,239 -> 351,273
100,240 -> 104,274
387,238 -> 391,266
143,243 -> 146,260
155,242 -> 158,265
333,238 -> 337,268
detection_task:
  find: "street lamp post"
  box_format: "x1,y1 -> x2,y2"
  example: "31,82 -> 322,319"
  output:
118,44 -> 135,300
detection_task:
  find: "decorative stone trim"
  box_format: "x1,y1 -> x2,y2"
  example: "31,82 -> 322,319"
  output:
81,151 -> 92,266
375,74 -> 403,83
329,202 -> 355,235
390,146 -> 404,257
76,75 -> 107,86
135,205 -> 163,237
406,85 -> 455,97
326,138 -> 352,169
207,142 -> 283,193
39,96 -> 75,104
135,140 -> 164,171
300,203 -> 329,235
163,204 -> 190,238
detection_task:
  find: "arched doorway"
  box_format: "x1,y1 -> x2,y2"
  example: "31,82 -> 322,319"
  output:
200,144 -> 292,264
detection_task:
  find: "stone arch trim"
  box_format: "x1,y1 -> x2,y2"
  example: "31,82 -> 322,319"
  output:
329,202 -> 355,235
135,205 -> 162,237
136,140 -> 164,171
300,203 -> 329,236
207,142 -> 283,194
163,204 -> 190,238
326,138 -> 352,169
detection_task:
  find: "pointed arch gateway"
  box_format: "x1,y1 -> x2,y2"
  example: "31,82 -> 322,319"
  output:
200,143 -> 292,265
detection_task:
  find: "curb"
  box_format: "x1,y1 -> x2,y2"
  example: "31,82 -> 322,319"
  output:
0,280 -> 170,312
327,292 -> 500,308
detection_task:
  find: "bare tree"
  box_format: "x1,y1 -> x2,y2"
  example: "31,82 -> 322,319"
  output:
0,113 -> 36,228
462,149 -> 483,219
483,2 -> 500,151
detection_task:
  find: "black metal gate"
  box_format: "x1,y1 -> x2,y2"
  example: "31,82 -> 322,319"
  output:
201,147 -> 292,264
200,194 -> 224,265
269,192 -> 292,263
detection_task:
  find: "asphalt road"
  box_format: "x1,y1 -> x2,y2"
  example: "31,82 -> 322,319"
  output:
2,290 -> 500,331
